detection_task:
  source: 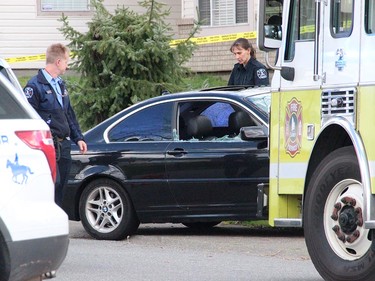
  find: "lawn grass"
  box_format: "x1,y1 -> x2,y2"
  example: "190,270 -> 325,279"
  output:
226,220 -> 271,228
181,73 -> 227,90
18,76 -> 30,88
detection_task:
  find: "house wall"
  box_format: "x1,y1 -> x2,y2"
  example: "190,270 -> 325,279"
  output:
0,0 -> 90,69
177,1 -> 262,74
0,0 -> 181,70
1,0 -> 267,76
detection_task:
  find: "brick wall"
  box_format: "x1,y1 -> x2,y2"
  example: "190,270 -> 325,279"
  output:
176,20 -> 273,74
184,39 -> 270,74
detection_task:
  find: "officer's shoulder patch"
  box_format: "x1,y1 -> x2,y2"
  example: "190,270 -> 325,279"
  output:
257,69 -> 268,79
24,87 -> 34,98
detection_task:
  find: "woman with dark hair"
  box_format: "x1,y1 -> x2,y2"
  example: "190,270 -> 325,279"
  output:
228,38 -> 269,86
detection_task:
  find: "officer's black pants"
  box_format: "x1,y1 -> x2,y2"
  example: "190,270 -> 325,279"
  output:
55,139 -> 72,207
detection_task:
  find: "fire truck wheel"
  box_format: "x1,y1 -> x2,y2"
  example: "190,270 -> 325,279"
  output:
304,146 -> 375,281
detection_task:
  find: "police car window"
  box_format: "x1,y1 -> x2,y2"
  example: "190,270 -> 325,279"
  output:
331,0 -> 353,37
365,0 -> 375,34
1,68 -> 21,92
108,102 -> 173,142
0,82 -> 28,119
0,67 -> 10,80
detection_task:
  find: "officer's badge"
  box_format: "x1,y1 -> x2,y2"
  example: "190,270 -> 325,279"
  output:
24,87 -> 33,98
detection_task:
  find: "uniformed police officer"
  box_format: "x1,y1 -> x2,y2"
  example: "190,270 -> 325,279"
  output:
228,38 -> 269,87
24,43 -> 87,207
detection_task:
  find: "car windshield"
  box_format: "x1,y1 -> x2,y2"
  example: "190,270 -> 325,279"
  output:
245,93 -> 271,115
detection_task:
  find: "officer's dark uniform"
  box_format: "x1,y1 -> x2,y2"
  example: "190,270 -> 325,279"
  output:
228,57 -> 270,86
24,69 -> 84,206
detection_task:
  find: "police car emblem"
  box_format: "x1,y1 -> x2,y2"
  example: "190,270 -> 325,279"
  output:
257,69 -> 267,79
6,153 -> 33,185
285,98 -> 303,157
24,87 -> 33,98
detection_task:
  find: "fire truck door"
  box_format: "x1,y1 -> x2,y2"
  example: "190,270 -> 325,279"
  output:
321,0 -> 360,86
279,0 -> 321,90
271,0 -> 326,196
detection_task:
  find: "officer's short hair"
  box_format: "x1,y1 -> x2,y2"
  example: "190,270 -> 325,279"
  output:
46,43 -> 69,64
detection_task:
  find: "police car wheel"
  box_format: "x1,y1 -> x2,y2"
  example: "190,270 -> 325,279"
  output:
79,178 -> 139,240
304,146 -> 375,281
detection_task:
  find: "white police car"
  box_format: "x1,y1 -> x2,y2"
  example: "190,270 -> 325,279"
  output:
0,61 -> 69,280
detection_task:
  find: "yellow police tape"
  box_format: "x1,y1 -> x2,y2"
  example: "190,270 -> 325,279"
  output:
5,31 -> 257,63
5,54 -> 46,64
170,31 -> 257,46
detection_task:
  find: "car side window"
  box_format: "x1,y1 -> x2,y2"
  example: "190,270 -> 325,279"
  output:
108,102 -> 173,142
178,101 -> 255,142
201,102 -> 234,127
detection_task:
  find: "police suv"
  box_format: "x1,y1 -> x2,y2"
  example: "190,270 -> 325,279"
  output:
0,59 -> 69,280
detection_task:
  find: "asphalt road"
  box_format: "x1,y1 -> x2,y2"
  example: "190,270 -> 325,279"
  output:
53,221 -> 323,281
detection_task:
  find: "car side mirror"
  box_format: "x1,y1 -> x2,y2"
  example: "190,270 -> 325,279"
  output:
240,126 -> 268,140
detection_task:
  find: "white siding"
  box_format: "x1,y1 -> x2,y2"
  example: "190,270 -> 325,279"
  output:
0,0 -> 181,69
0,0 -> 261,73
0,0 -> 90,69
102,0 -> 144,13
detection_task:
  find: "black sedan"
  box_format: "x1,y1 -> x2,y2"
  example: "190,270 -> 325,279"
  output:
62,86 -> 271,240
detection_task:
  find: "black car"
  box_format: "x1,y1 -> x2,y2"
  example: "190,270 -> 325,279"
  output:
62,86 -> 271,240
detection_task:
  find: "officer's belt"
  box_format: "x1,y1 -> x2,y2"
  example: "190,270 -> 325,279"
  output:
57,137 -> 70,142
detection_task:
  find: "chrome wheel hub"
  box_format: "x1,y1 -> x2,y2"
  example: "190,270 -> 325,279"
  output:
85,186 -> 123,233
324,179 -> 370,260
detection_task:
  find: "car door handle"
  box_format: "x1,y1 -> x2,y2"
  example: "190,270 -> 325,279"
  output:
167,148 -> 187,156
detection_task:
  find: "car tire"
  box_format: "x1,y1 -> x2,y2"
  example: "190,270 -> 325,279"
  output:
304,146 -> 375,281
182,221 -> 221,229
79,178 -> 139,240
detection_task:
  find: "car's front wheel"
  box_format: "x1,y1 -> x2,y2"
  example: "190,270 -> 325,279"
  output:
79,178 -> 139,240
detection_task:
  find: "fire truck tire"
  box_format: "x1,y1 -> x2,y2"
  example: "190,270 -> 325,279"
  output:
304,146 -> 375,281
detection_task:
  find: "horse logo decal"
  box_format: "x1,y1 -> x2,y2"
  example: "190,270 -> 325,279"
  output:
6,154 -> 34,184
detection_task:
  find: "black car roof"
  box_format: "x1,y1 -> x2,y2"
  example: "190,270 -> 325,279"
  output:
84,86 -> 271,138
135,86 -> 270,106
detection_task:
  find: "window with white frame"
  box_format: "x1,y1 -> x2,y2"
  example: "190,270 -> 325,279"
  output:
40,0 -> 90,12
198,0 -> 248,26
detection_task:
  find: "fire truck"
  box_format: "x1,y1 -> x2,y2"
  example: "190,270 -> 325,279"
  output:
257,0 -> 375,280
